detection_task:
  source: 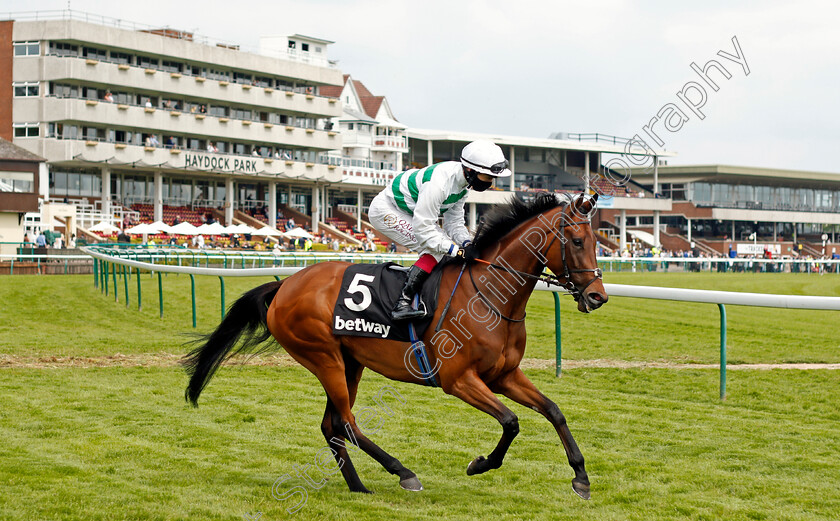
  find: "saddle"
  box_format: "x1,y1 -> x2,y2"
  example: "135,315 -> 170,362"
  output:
332,262 -> 442,342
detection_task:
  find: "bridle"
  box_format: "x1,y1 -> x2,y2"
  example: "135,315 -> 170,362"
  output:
468,204 -> 603,321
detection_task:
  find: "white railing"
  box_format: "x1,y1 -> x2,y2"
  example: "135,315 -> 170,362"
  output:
372,135 -> 407,149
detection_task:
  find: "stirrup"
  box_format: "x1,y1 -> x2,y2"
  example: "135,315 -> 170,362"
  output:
391,296 -> 427,321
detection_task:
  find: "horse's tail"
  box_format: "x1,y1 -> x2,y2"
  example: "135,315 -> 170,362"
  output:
183,280 -> 283,406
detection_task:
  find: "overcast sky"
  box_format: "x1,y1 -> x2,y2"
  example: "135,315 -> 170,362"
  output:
6,0 -> 840,173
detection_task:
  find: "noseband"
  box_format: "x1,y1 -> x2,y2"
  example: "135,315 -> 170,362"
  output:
542,217 -> 603,303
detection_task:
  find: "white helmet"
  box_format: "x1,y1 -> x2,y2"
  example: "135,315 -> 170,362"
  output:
460,140 -> 511,177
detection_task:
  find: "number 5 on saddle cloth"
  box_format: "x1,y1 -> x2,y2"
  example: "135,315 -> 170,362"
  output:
332,263 -> 443,386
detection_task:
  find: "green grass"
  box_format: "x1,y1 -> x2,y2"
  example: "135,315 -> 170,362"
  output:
1,272 -> 839,520
2,272 -> 838,364
0,366 -> 838,520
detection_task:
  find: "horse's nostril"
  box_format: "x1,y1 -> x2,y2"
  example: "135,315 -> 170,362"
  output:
587,292 -> 608,304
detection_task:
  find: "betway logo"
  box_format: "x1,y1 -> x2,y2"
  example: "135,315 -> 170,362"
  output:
335,316 -> 391,338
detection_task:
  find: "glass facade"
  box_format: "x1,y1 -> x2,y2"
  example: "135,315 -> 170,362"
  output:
690,182 -> 840,212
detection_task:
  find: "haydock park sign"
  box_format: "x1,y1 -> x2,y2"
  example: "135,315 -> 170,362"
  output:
183,152 -> 260,173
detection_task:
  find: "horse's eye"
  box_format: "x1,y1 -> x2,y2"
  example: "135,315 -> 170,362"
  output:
573,238 -> 584,247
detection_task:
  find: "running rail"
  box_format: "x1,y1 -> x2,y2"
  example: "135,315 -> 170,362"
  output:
82,248 -> 840,399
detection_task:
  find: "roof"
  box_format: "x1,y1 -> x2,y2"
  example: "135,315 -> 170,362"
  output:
352,80 -> 374,98
407,128 -> 675,156
360,96 -> 384,119
0,138 -> 45,162
340,107 -> 377,124
629,164 -> 840,185
319,74 -> 349,98
287,34 -> 335,45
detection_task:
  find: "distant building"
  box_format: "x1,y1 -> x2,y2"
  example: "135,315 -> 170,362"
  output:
0,137 -> 44,254
2,13 -> 344,233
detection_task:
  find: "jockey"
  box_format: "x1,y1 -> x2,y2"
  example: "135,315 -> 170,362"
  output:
368,139 -> 511,321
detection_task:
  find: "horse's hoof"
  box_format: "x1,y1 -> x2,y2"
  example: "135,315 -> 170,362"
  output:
399,476 -> 423,491
466,455 -> 486,476
572,479 -> 591,500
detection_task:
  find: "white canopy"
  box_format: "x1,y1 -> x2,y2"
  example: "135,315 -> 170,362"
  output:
251,225 -> 285,237
168,222 -> 200,235
226,223 -> 257,235
89,221 -> 120,233
196,222 -> 228,235
125,222 -> 158,235
284,227 -> 314,239
148,220 -> 173,234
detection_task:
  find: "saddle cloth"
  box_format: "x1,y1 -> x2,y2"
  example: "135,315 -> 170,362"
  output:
332,262 -> 442,341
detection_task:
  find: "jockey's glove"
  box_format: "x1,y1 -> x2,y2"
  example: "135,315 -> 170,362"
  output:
455,241 -> 479,263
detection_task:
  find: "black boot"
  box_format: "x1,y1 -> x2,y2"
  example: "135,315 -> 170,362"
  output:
391,265 -> 430,321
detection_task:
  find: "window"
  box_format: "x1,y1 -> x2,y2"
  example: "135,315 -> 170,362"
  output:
49,42 -> 78,56
232,108 -> 252,120
288,40 -> 296,49
137,55 -> 159,69
233,72 -> 252,85
207,68 -> 230,81
13,123 -> 39,138
14,41 -> 40,56
50,83 -> 78,98
161,60 -> 183,73
0,171 -> 34,193
13,82 -> 39,97
82,47 -> 107,60
315,46 -> 322,53
107,51 -> 132,65
301,43 -> 309,52
81,86 -> 99,100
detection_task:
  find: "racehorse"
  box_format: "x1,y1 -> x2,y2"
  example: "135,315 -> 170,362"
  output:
184,192 -> 608,499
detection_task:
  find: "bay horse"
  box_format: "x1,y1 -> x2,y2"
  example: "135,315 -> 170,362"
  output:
184,192 -> 607,499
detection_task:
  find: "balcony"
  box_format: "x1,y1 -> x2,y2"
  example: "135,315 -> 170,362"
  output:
340,166 -> 398,187
371,135 -> 407,151
35,55 -> 342,118
42,96 -> 341,150
38,138 -> 343,183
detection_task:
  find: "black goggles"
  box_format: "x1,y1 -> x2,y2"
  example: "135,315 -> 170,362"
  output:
462,157 -> 509,175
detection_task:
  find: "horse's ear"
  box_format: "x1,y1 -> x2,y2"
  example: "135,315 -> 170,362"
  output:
592,193 -> 599,203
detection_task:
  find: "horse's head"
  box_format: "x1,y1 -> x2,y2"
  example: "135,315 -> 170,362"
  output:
546,193 -> 608,313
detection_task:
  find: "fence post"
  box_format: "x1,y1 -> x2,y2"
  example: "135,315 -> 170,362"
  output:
112,261 -> 118,302
219,276 -> 226,319
136,267 -> 142,310
123,264 -> 129,307
157,271 -> 164,318
553,291 -> 562,377
190,273 -> 197,328
93,257 -> 98,288
104,261 -> 109,296
718,303 -> 727,400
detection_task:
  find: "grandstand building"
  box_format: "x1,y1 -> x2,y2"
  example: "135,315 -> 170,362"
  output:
610,164 -> 840,257
2,12 -> 345,238
406,130 -> 672,242
2,11 -> 672,250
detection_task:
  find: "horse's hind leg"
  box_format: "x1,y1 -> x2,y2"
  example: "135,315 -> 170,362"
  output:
320,357 -> 368,493
321,397 -> 370,493
492,368 -> 590,499
315,359 -> 422,492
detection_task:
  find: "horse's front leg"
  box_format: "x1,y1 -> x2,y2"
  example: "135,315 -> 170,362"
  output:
447,371 -> 519,475
491,368 -> 590,499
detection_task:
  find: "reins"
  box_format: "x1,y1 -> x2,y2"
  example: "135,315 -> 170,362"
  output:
462,211 -> 603,322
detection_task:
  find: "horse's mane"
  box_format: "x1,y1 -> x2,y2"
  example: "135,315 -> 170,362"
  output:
472,192 -> 565,252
